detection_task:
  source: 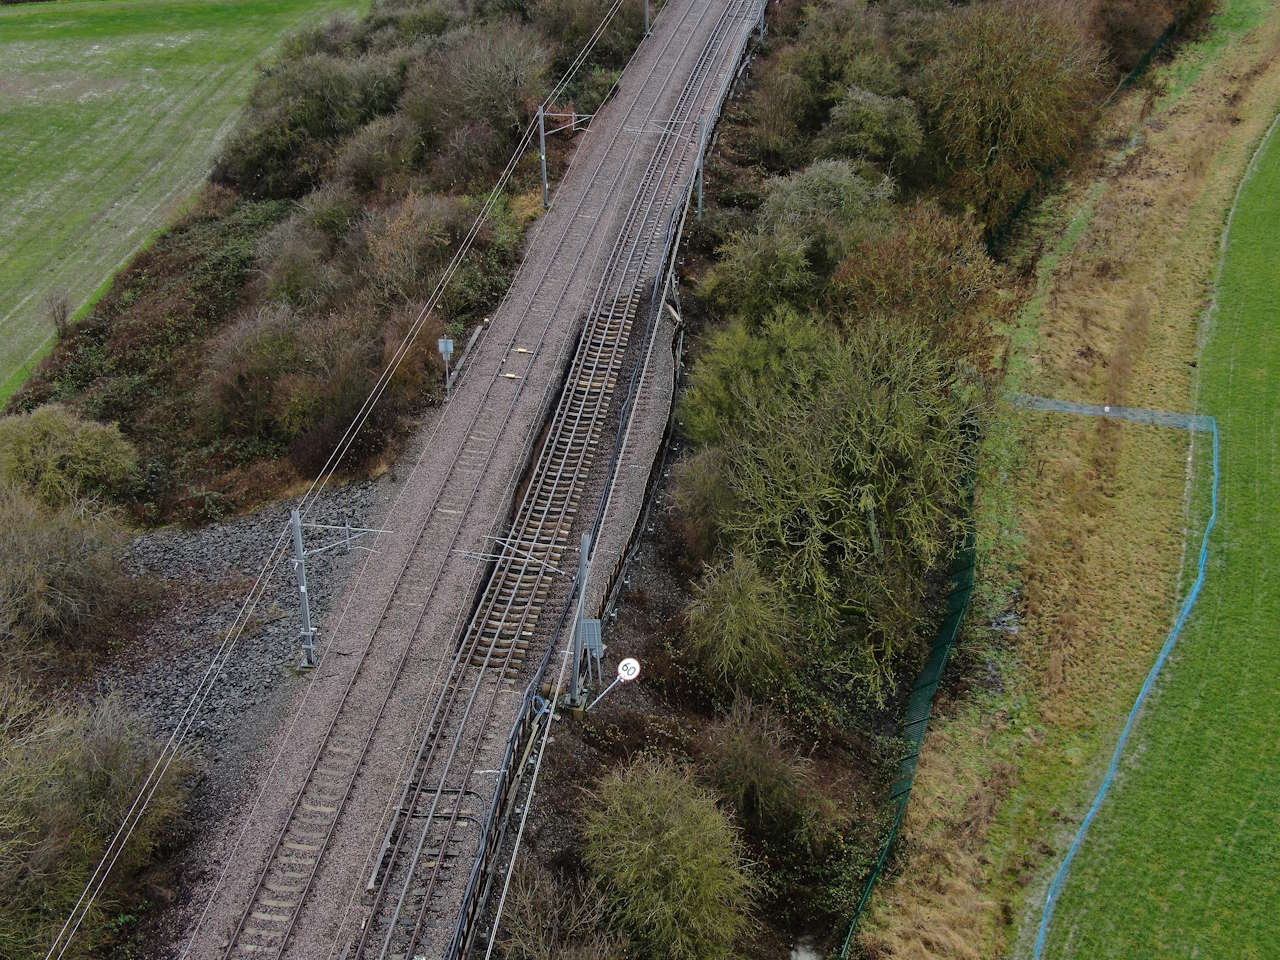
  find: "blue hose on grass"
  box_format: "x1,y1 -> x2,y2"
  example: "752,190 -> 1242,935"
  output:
1021,400 -> 1220,959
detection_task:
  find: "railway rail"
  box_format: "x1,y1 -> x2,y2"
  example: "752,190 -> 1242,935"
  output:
204,0 -> 762,957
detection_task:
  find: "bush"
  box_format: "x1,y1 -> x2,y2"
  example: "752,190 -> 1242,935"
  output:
1092,0 -> 1188,73
669,446 -> 733,566
818,86 -> 924,168
697,227 -> 817,323
335,114 -> 411,193
357,191 -> 470,304
583,756 -> 756,960
215,53 -> 405,198
0,486 -> 130,663
497,862 -> 620,960
532,0 -> 644,76
0,405 -> 137,507
832,199 -> 1005,373
679,310 -> 829,446
913,0 -> 1106,228
705,702 -> 841,870
757,160 -> 895,269
399,23 -> 550,169
0,681 -> 187,959
686,550 -> 791,692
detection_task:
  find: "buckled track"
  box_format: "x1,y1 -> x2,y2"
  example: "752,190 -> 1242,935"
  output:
207,1 -> 759,958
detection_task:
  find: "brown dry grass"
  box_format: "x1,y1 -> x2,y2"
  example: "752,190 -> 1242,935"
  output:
857,8 -> 1280,958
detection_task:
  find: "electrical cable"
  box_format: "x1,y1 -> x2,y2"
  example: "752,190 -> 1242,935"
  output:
43,0 -> 641,955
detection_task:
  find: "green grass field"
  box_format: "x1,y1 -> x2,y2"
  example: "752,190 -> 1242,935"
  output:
1041,116 -> 1280,959
0,0 -> 366,401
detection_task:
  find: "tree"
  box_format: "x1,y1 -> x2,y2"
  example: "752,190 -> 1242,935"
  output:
913,0 -> 1105,228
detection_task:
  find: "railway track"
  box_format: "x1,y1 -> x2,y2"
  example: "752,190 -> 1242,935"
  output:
351,3 -> 760,958
205,1 -> 760,957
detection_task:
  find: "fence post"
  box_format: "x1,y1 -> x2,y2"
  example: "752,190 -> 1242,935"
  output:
538,104 -> 549,210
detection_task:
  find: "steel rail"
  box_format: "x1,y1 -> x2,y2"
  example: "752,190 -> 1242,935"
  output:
215,1 -> 716,957
215,17 -> 707,960
356,3 -> 758,956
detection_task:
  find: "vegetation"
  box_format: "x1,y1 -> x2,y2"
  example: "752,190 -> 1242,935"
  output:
582,756 -> 756,960
912,1 -> 1106,228
1041,75 -> 1280,959
11,0 -> 645,523
856,3 -> 1280,955
685,550 -> 790,692
0,0 -> 368,399
568,0 -> 1215,952
0,682 -> 187,960
681,317 -> 979,705
0,405 -> 137,508
497,865 -> 620,960
0,486 -> 132,667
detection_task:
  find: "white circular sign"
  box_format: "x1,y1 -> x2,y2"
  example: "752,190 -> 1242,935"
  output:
617,658 -> 641,683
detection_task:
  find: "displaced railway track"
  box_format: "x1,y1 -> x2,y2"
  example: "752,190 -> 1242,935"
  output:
203,0 -> 760,957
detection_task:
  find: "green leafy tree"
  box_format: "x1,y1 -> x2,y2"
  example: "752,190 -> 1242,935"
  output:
695,316 -> 978,701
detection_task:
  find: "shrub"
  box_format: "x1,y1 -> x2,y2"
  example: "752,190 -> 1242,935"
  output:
207,303 -> 306,441
583,756 -> 756,960
913,0 -> 1106,228
0,486 -> 130,663
399,23 -> 550,163
357,192 -> 470,304
1092,0 -> 1185,72
705,702 -> 841,865
0,681 -> 187,959
756,160 -> 895,270
685,550 -> 791,692
0,405 -> 137,507
832,199 -> 1005,373
669,446 -> 733,566
44,293 -> 71,341
497,862 -> 620,960
215,53 -> 405,198
818,87 -> 924,168
697,227 -> 817,323
679,311 -> 829,446
259,215 -> 343,309
533,0 -> 644,75
335,114 -> 411,193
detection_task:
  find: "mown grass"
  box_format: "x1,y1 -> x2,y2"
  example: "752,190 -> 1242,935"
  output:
0,0 -> 367,401
1040,111 -> 1280,960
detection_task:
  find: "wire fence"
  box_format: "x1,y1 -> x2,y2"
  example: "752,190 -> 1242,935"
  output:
837,491 -> 977,959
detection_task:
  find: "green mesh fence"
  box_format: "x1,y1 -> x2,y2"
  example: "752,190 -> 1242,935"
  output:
836,514 -> 977,959
833,8 -> 1206,952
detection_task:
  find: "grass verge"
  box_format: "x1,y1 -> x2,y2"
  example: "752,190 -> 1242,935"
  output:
856,3 -> 1280,956
1040,98 -> 1280,960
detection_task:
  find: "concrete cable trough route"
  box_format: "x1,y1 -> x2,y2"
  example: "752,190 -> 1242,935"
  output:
187,1 -> 763,958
